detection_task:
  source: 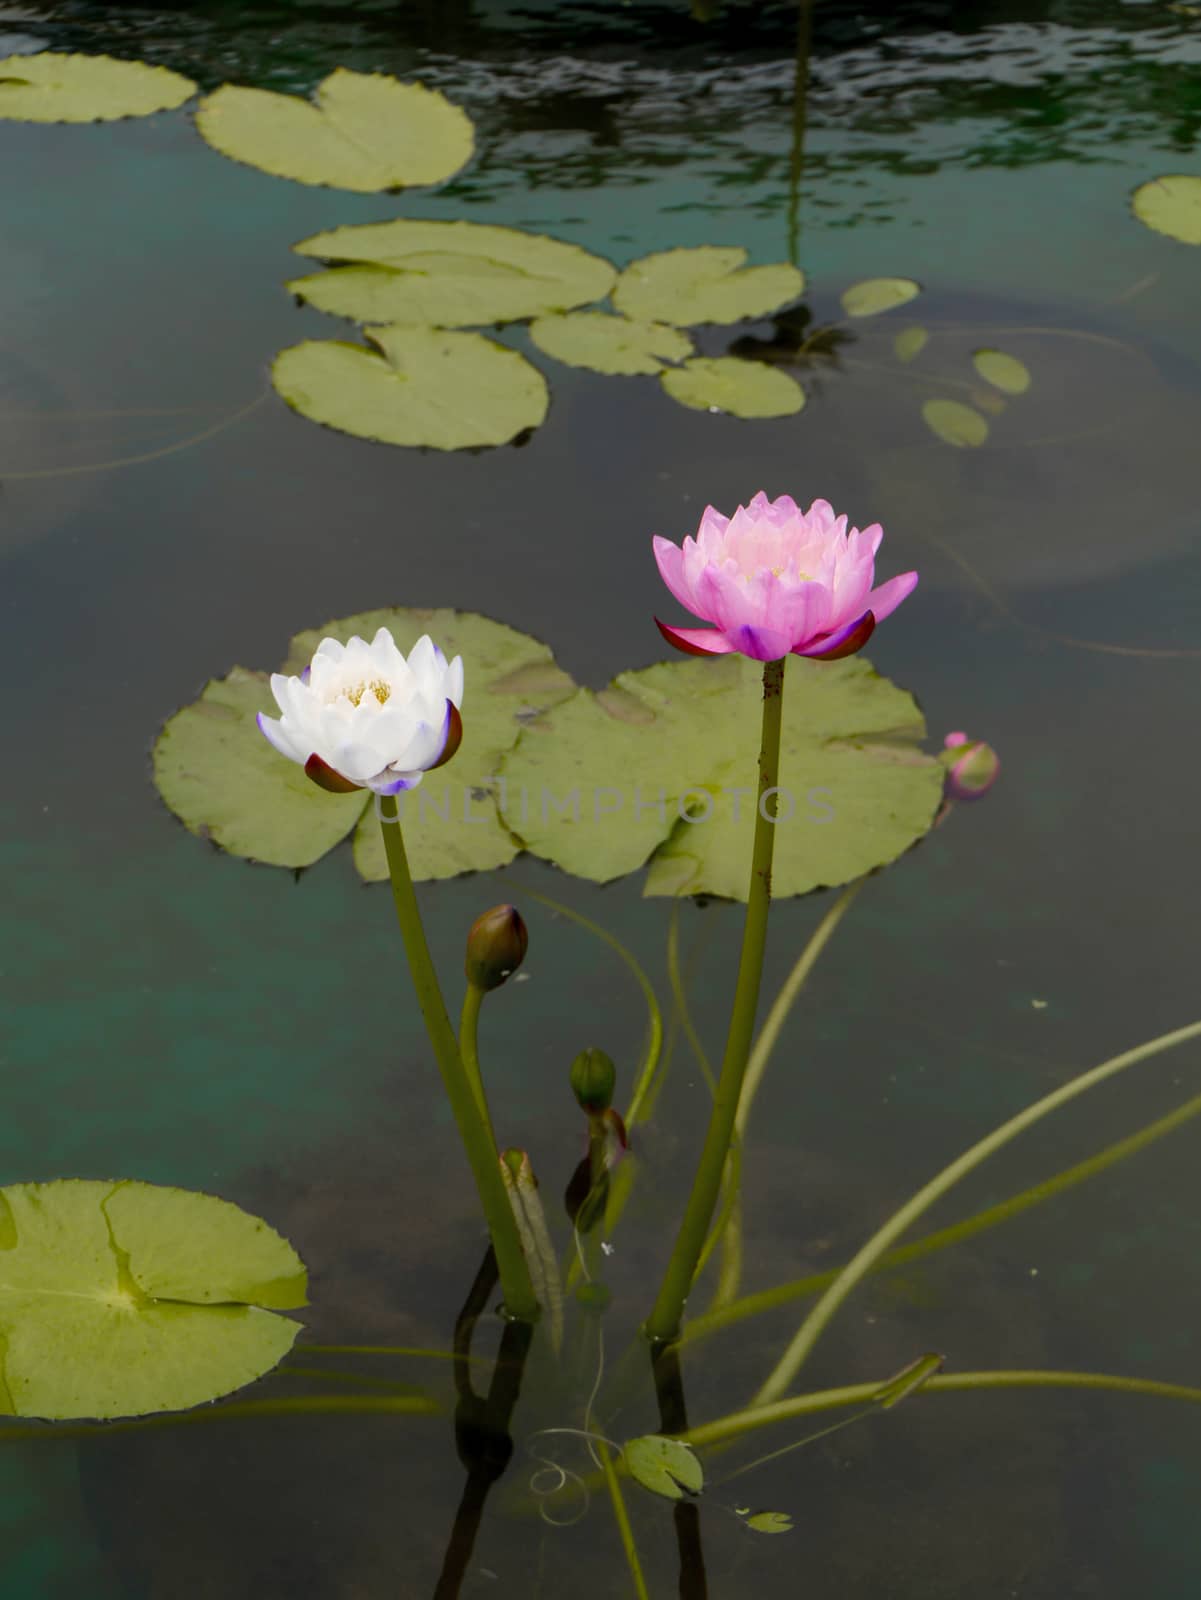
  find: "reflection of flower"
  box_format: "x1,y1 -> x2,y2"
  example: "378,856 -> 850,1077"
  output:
653,490 -> 918,662
941,731 -> 1000,803
258,629 -> 464,795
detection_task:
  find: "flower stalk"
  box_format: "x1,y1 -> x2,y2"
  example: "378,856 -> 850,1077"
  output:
645,655 -> 786,1345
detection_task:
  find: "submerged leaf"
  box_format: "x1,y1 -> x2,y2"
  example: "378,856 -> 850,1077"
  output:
272,326 -> 548,450
972,348 -> 1031,394
623,1435 -> 705,1500
195,69 -> 472,191
1131,175 -> 1201,246
0,1179 -> 304,1420
921,397 -> 989,447
0,51 -> 195,121
529,311 -> 692,375
660,357 -> 805,418
290,219 -> 615,326
612,246 -> 803,327
840,277 -> 921,317
893,326 -> 928,364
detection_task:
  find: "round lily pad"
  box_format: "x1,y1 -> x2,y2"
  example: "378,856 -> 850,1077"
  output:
0,1179 -> 305,1420
840,277 -> 922,317
498,654 -> 942,900
0,51 -> 195,122
1131,175 -> 1201,245
972,348 -> 1031,394
195,69 -> 473,192
623,1435 -> 704,1501
289,219 -> 616,327
893,326 -> 929,364
612,247 -> 804,327
660,357 -> 805,418
921,397 -> 989,447
272,326 -> 548,450
528,312 -> 692,375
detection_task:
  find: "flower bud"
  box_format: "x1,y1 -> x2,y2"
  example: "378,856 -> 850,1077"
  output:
941,731 -> 1000,803
570,1048 -> 617,1114
465,905 -> 528,992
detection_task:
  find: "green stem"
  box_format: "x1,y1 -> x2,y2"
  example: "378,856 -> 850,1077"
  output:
598,1439 -> 651,1600
458,982 -> 495,1139
378,796 -> 538,1322
646,656 -> 786,1345
752,1017 -> 1201,1405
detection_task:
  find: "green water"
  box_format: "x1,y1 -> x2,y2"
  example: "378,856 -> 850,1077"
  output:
2,0 -> 1201,1593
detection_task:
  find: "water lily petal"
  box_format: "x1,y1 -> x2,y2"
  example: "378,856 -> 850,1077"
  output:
256,711 -> 304,763
865,569 -> 919,623
653,535 -> 698,612
795,610 -> 876,660
655,619 -> 738,656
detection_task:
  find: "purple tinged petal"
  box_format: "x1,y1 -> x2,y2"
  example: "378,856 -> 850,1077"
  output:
795,610 -> 876,660
727,623 -> 792,661
655,619 -> 738,656
257,711 -> 303,763
865,569 -> 919,623
367,769 -> 423,795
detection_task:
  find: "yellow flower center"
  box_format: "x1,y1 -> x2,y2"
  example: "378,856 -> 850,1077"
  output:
343,678 -> 392,707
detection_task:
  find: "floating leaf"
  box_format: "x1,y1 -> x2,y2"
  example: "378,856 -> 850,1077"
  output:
921,398 -> 989,448
840,277 -> 921,317
272,326 -> 548,450
1131,175 -> 1201,246
528,312 -> 692,375
893,326 -> 928,364
612,247 -> 804,327
0,51 -> 195,121
623,1436 -> 704,1501
290,219 -> 616,327
195,69 -> 472,192
972,348 -> 1031,395
660,357 -> 805,418
744,1511 -> 794,1534
154,608 -> 575,882
0,1179 -> 305,1420
498,654 -> 941,900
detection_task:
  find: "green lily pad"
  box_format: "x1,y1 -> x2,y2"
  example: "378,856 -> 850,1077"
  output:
893,326 -> 928,364
1131,175 -> 1201,245
0,1179 -> 305,1420
195,69 -> 472,192
498,654 -> 941,900
289,219 -> 616,327
840,277 -> 922,317
528,312 -> 692,375
744,1511 -> 794,1534
921,397 -> 989,447
154,608 -> 575,882
0,51 -> 195,121
612,247 -> 804,327
623,1435 -> 704,1501
660,357 -> 805,418
272,326 -> 548,450
972,348 -> 1031,395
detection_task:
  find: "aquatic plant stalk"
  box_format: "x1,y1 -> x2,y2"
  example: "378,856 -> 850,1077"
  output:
458,983 -> 495,1140
378,796 -> 538,1322
598,1439 -> 651,1600
646,657 -> 786,1345
752,1017 -> 1201,1405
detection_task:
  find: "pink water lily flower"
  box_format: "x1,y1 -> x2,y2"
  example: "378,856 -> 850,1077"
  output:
653,491 -> 918,662
257,628 -> 464,795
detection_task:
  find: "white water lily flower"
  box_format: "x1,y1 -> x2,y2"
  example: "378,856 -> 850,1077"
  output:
257,628 -> 464,795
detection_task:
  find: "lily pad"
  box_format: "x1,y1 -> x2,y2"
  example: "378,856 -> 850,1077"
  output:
0,51 -> 195,121
290,219 -> 616,327
195,69 -> 472,192
972,348 -> 1030,395
921,397 -> 989,447
744,1511 -> 794,1534
612,247 -> 804,327
0,1179 -> 304,1420
498,654 -> 942,900
154,609 -> 575,882
1131,175 -> 1201,245
840,277 -> 922,317
528,312 -> 692,375
623,1435 -> 704,1501
660,357 -> 805,418
893,326 -> 928,364
272,326 -> 548,450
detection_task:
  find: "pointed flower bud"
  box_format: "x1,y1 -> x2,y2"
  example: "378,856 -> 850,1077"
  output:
570,1048 -> 617,1114
941,731 -> 1001,803
465,905 -> 528,992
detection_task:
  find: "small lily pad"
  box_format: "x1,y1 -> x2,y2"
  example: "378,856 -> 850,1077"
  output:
623,1435 -> 704,1501
0,1179 -> 304,1420
921,397 -> 989,448
1131,175 -> 1201,245
660,357 -> 805,418
290,219 -> 616,327
272,326 -> 548,450
840,277 -> 922,317
744,1511 -> 794,1534
893,326 -> 928,364
0,51 -> 195,121
972,348 -> 1030,395
195,69 -> 473,192
612,247 -> 804,327
528,312 -> 692,375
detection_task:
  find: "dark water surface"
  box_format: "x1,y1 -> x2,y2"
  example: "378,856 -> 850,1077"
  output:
2,0 -> 1200,1594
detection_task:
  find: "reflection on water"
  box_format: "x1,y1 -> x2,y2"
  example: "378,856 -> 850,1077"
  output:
3,0 -> 1201,1594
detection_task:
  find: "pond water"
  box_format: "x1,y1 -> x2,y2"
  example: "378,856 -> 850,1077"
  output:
2,0 -> 1201,1593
